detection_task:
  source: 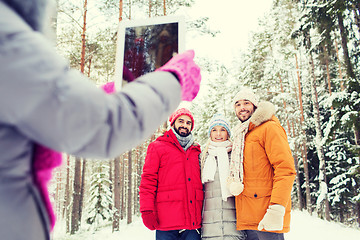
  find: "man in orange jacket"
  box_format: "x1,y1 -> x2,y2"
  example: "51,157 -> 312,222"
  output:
227,87 -> 296,240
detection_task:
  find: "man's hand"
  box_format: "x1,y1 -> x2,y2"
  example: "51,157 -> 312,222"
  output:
258,204 -> 285,231
141,211 -> 159,230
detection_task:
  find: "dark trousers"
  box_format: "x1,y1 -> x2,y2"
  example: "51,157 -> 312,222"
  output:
156,229 -> 201,240
245,230 -> 285,240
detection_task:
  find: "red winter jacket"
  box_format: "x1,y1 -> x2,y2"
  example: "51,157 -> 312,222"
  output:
139,129 -> 203,230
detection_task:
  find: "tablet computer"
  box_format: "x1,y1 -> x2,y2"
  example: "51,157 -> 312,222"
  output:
114,15 -> 185,89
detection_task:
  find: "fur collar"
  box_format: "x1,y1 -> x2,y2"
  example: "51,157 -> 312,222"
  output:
249,101 -> 275,127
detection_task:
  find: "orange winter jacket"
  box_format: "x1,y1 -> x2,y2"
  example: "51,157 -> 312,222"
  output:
234,102 -> 296,233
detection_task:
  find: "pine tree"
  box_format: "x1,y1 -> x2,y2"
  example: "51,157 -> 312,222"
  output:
86,163 -> 113,230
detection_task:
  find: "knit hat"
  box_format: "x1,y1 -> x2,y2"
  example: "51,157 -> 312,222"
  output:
169,108 -> 195,131
233,87 -> 259,107
208,113 -> 231,137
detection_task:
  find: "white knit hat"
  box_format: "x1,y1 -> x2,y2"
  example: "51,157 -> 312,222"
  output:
233,87 -> 259,107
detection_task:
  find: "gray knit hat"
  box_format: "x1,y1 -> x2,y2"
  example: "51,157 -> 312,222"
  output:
208,113 -> 231,137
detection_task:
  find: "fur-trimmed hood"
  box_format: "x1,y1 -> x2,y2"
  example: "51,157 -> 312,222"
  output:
248,101 -> 276,128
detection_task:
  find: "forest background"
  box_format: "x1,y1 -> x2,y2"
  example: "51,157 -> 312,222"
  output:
48,0 -> 360,237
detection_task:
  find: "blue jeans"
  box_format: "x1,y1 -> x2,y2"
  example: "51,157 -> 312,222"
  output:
156,229 -> 201,240
245,230 -> 284,240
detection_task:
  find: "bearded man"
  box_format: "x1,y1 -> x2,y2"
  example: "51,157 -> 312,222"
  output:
139,108 -> 203,240
228,87 -> 296,240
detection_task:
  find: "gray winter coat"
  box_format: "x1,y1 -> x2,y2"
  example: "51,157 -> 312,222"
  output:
202,156 -> 246,240
0,2 -> 181,240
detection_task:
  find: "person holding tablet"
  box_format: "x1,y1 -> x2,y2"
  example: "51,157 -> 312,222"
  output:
0,1 -> 201,239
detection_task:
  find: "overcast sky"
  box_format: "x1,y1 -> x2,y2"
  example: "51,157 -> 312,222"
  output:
181,0 -> 273,66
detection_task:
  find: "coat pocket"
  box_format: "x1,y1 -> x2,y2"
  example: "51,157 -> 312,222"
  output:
236,187 -> 272,225
156,189 -> 186,227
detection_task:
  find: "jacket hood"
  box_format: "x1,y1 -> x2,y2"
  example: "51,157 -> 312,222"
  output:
249,101 -> 276,128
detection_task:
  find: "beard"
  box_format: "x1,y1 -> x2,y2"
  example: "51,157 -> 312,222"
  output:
237,114 -> 251,122
236,109 -> 254,123
174,126 -> 190,137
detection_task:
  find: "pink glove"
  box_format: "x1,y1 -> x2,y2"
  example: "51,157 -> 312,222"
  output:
141,211 -> 159,230
156,50 -> 201,101
101,81 -> 115,94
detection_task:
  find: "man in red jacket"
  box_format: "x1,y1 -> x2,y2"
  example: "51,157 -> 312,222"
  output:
139,108 -> 203,240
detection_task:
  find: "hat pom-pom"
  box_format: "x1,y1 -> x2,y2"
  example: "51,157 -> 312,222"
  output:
229,181 -> 244,196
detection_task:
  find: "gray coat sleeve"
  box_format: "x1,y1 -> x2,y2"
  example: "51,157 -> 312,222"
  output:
0,24 -> 181,159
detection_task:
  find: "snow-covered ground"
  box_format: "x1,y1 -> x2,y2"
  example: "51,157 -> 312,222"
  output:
52,210 -> 360,240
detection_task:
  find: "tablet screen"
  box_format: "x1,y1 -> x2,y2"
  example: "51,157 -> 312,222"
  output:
115,16 -> 185,89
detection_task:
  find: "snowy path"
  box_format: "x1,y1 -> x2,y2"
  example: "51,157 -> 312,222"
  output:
53,210 -> 360,239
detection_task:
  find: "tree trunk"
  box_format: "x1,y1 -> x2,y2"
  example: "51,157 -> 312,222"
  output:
354,126 -> 360,146
356,198 -> 360,227
136,144 -> 145,214
113,157 -> 121,231
120,154 -> 125,220
337,11 -> 355,79
127,150 -> 133,224
354,124 -> 360,171
278,72 -> 303,209
149,0 -> 152,17
64,155 -> 71,233
295,52 -> 311,213
335,32 -> 360,173
109,160 -> 113,211
119,0 -> 123,22
292,123 -> 304,210
163,0 -> 166,16
129,0 -> 132,20
78,159 -> 86,223
80,0 -> 87,74
322,44 -> 332,97
277,73 -> 291,134
133,147 -> 139,215
352,3 -> 360,36
334,36 -> 345,90
339,202 -> 344,223
87,57 -> 92,77
70,157 -> 82,234
55,161 -> 62,219
309,52 -> 331,221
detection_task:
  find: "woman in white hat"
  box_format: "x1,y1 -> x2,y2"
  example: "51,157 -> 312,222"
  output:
201,114 -> 246,240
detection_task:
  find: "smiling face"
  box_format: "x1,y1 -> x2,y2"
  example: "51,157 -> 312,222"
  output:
173,115 -> 193,137
235,99 -> 255,122
210,125 -> 229,142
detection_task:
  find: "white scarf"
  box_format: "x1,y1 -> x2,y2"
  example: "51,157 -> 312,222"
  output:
227,119 -> 250,194
202,140 -> 232,201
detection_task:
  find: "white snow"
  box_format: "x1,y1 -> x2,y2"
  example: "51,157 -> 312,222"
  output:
52,210 -> 360,239
287,210 -> 360,239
